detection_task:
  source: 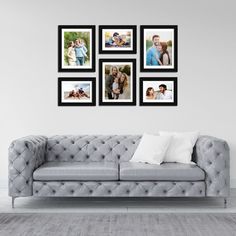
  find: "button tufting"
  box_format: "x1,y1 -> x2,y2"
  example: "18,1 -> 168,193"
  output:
102,155 -> 105,159
117,182 -> 120,185
61,182 -> 64,185
52,190 -> 56,193
71,190 -> 74,193
108,190 -> 111,194
126,190 -> 130,194
117,155 -> 120,159
89,190 -> 93,193
78,147 -> 82,151
55,155 -> 59,159
26,161 -> 29,165
145,190 -> 148,194
182,190 -> 185,194
94,147 -> 97,151
35,190 -> 38,193
71,141 -> 75,144
117,141 -> 120,144
163,190 -> 167,194
43,182 -> 47,185
70,155 -> 74,159
64,147 -> 67,151
86,155 -> 90,159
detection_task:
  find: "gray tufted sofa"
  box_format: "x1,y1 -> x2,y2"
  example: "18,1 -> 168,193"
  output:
8,135 -> 230,208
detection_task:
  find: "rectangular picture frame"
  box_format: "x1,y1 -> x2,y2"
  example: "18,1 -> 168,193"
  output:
99,25 -> 137,54
99,58 -> 136,106
140,77 -> 178,106
140,25 -> 178,72
58,77 -> 96,106
58,25 -> 96,72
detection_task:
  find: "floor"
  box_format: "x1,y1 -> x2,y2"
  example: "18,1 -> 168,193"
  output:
1,188 -> 236,213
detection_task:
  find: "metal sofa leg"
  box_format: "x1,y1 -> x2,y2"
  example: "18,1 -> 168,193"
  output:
12,197 -> 16,209
224,198 -> 228,208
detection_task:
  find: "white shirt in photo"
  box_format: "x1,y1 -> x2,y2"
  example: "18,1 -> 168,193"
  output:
158,90 -> 172,100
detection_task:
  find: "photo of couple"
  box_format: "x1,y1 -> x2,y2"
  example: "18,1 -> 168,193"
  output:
141,26 -> 177,72
145,32 -> 172,67
63,82 -> 91,102
104,31 -> 131,48
140,77 -> 177,106
145,83 -> 173,101
105,64 -> 131,100
63,31 -> 91,67
58,26 -> 95,72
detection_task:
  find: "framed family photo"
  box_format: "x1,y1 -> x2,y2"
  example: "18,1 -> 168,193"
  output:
58,78 -> 96,106
140,77 -> 177,106
140,25 -> 178,72
58,25 -> 96,72
99,59 -> 136,106
99,25 -> 137,54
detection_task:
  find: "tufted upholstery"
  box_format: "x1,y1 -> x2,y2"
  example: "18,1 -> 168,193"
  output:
193,136 -> 230,197
33,181 -> 205,197
8,135 -> 230,199
8,136 -> 47,197
46,135 -> 141,163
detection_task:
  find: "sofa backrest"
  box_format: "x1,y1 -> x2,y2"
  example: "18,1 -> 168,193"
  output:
46,135 -> 141,163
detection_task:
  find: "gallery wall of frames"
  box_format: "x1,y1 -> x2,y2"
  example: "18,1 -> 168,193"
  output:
58,25 -> 178,106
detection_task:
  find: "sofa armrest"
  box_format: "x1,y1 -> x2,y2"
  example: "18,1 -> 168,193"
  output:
193,135 -> 230,197
8,136 -> 47,197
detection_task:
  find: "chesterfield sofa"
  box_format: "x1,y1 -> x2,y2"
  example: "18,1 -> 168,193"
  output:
8,135 -> 230,208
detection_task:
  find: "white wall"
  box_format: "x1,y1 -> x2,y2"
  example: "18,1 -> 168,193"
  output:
0,0 -> 236,188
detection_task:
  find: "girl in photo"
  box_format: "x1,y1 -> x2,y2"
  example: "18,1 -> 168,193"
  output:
67,41 -> 76,66
146,87 -> 156,99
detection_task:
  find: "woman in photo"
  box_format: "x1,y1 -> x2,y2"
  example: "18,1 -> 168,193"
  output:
75,38 -> 88,66
67,41 -> 76,66
118,73 -> 129,99
160,42 -> 171,65
146,87 -> 156,99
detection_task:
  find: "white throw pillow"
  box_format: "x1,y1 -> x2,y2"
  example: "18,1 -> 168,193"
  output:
131,133 -> 172,165
159,131 -> 199,164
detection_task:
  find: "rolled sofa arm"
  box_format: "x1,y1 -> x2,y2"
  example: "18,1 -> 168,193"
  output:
193,135 -> 230,197
8,136 -> 47,197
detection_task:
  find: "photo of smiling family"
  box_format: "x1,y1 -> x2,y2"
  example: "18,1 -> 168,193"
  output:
99,26 -> 137,54
140,77 -> 177,106
58,25 -> 95,72
99,59 -> 136,106
140,25 -> 178,72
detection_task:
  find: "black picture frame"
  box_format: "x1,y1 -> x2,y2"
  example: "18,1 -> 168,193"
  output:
58,77 -> 96,106
140,77 -> 178,106
99,58 -> 136,106
58,25 -> 96,72
140,25 -> 178,72
99,25 -> 137,54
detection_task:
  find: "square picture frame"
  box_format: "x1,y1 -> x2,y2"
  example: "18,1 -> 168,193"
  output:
140,25 -> 178,72
140,77 -> 177,106
99,58 -> 136,106
99,25 -> 137,54
58,77 -> 96,106
58,25 -> 96,72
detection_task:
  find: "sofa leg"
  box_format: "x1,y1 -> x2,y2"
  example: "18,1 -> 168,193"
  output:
224,198 -> 228,208
12,197 -> 16,209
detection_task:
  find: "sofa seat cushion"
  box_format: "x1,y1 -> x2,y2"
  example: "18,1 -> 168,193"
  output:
120,162 -> 205,181
33,162 -> 119,181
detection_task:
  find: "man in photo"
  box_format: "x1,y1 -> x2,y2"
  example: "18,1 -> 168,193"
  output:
146,35 -> 161,66
105,66 -> 118,99
157,84 -> 172,100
